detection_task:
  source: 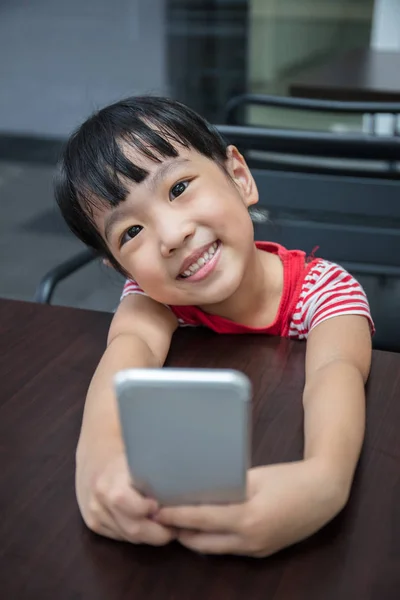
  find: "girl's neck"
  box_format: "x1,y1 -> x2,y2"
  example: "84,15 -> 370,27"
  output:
199,245 -> 283,327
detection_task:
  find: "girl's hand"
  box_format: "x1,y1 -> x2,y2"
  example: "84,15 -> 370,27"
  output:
155,460 -> 345,557
76,451 -> 176,546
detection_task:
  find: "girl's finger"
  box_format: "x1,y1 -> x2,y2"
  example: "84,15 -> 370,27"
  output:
178,530 -> 243,555
156,502 -> 245,533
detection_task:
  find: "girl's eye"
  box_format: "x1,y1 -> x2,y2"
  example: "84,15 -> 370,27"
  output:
120,225 -> 143,247
170,180 -> 189,200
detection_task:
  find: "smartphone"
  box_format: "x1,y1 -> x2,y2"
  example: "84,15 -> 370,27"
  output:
114,368 -> 251,506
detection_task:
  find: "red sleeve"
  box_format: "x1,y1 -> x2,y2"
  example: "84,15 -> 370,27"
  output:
290,260 -> 375,339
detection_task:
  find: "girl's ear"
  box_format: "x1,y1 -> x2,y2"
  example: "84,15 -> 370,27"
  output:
102,258 -> 112,268
226,145 -> 259,208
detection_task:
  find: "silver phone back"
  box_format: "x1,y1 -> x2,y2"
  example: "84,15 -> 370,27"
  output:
114,368 -> 251,506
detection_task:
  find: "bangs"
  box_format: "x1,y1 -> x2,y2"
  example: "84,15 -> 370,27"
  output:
65,118 -> 186,216
60,96 -> 227,216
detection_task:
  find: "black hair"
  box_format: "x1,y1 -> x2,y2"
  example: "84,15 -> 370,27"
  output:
55,96 -> 229,275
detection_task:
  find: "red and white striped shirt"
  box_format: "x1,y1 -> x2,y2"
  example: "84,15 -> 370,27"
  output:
121,242 -> 374,339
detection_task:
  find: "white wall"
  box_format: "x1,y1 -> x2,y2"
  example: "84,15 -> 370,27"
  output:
371,0 -> 400,49
0,0 -> 167,137
370,0 -> 400,135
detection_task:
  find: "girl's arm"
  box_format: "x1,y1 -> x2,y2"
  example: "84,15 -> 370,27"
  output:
76,294 -> 178,544
302,314 -> 371,501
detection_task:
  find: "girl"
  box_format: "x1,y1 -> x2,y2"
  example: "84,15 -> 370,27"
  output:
56,96 -> 373,557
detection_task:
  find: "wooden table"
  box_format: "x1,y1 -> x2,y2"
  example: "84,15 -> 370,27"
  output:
1,298 -> 400,599
290,49 -> 400,102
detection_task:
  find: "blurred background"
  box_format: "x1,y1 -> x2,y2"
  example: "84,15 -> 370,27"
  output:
0,0 -> 399,318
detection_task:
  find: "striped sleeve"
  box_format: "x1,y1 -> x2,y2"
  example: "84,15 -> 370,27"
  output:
120,279 -> 147,300
119,281 -> 197,328
289,260 -> 374,339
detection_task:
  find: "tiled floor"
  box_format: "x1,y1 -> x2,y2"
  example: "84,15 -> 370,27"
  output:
0,160 -> 124,312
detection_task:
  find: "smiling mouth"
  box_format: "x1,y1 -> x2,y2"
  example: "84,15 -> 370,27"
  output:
178,241 -> 220,279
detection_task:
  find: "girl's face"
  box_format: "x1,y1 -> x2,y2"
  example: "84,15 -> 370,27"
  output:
95,145 -> 259,307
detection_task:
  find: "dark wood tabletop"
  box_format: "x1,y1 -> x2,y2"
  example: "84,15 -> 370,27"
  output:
1,298 -> 400,600
290,48 -> 400,103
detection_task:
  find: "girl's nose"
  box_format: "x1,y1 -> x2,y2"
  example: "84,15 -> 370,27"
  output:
158,217 -> 196,258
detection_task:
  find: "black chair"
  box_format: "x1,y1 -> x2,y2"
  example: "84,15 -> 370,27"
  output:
224,93 -> 400,177
33,248 -> 96,304
34,124 -> 400,351
224,93 -> 400,136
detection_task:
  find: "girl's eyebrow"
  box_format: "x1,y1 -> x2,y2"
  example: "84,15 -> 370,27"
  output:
145,157 -> 190,194
104,205 -> 134,242
104,157 -> 190,242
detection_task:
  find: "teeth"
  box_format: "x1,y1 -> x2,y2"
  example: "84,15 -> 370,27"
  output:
180,241 -> 219,278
